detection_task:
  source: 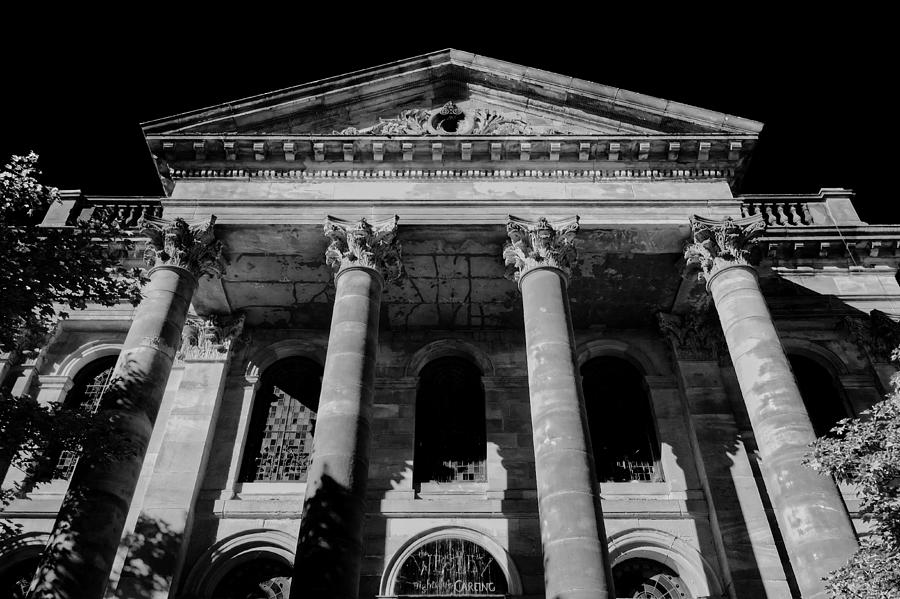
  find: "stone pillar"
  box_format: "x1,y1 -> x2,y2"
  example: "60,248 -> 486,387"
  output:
28,216 -> 224,599
290,216 -> 401,599
107,314 -> 244,599
686,215 -> 858,599
659,309 -> 792,599
504,216 -> 613,599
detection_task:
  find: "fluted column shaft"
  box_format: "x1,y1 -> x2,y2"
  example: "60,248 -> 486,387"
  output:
505,215 -> 612,599
28,265 -> 197,599
708,264 -> 857,598
291,215 -> 399,599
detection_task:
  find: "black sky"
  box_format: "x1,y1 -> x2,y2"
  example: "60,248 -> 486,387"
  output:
2,15 -> 894,223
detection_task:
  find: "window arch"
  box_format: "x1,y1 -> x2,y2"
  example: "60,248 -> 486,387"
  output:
413,357 -> 486,486
580,356 -> 661,482
239,356 -> 323,483
789,354 -> 852,437
53,355 -> 118,479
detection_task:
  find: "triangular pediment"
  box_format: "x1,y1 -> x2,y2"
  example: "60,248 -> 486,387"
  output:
142,49 -> 763,137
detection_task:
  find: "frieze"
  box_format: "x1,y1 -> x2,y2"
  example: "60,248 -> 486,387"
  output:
140,215 -> 226,279
324,215 -> 403,282
332,101 -> 571,136
504,215 -> 580,282
685,214 -> 766,281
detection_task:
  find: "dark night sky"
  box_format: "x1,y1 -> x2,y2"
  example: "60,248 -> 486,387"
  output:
2,15 -> 894,223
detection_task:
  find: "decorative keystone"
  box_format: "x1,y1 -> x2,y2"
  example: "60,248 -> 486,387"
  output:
140,215 -> 226,278
504,215 -> 579,283
685,214 -> 766,281
324,215 -> 402,281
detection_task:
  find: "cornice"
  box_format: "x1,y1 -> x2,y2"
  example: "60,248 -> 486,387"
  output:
167,166 -> 736,181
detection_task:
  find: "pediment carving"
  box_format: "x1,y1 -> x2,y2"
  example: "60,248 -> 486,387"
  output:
333,101 -> 572,136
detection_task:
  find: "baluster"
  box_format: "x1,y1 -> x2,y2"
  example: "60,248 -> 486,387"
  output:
741,204 -> 750,218
801,203 -> 812,225
764,204 -> 775,225
775,203 -> 787,226
788,204 -> 801,226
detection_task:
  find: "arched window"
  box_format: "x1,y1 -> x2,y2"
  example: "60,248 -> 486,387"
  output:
580,357 -> 661,482
613,557 -> 693,599
413,357 -> 486,486
240,357 -> 323,483
211,558 -> 291,599
789,354 -> 852,437
54,355 -> 118,479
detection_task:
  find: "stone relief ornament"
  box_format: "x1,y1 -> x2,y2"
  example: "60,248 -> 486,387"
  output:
504,215 -> 580,282
324,215 -> 403,281
177,313 -> 246,361
333,101 -> 571,136
685,214 -> 766,280
140,215 -> 226,278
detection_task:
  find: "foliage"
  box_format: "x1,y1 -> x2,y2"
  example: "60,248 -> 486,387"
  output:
806,348 -> 900,599
0,152 -> 143,353
0,153 -> 143,541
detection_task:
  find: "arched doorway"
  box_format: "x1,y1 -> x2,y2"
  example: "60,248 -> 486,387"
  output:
210,557 -> 292,599
613,557 -> 693,599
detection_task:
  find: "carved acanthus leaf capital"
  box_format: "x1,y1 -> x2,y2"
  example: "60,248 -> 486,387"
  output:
657,306 -> 726,362
503,215 -> 579,282
324,216 -> 402,281
140,215 -> 225,278
177,313 -> 245,361
685,214 -> 766,281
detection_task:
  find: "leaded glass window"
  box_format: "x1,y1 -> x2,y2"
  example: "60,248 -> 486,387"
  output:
240,357 -> 323,483
581,356 -> 662,483
414,357 -> 487,486
54,356 -> 117,480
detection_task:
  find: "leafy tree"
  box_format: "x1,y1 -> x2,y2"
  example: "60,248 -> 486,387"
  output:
0,153 -> 142,537
806,349 -> 900,599
0,152 -> 142,353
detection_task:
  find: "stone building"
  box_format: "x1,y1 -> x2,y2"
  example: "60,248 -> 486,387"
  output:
2,49 -> 899,599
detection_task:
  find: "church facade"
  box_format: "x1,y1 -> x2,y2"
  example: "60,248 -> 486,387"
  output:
2,49 -> 899,599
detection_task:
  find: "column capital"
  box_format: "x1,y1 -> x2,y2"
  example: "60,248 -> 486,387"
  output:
657,305 -> 726,362
685,214 -> 766,282
177,313 -> 245,362
503,215 -> 579,283
140,215 -> 225,279
324,215 -> 402,282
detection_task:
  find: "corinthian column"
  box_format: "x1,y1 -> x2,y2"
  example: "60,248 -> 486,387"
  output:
28,216 -> 224,599
504,216 -> 613,599
687,215 -> 857,599
290,216 -> 401,599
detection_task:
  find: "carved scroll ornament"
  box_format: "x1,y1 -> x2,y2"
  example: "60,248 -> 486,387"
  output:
504,215 -> 580,282
324,216 -> 403,281
685,214 -> 766,281
140,215 -> 226,278
333,102 -> 570,136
